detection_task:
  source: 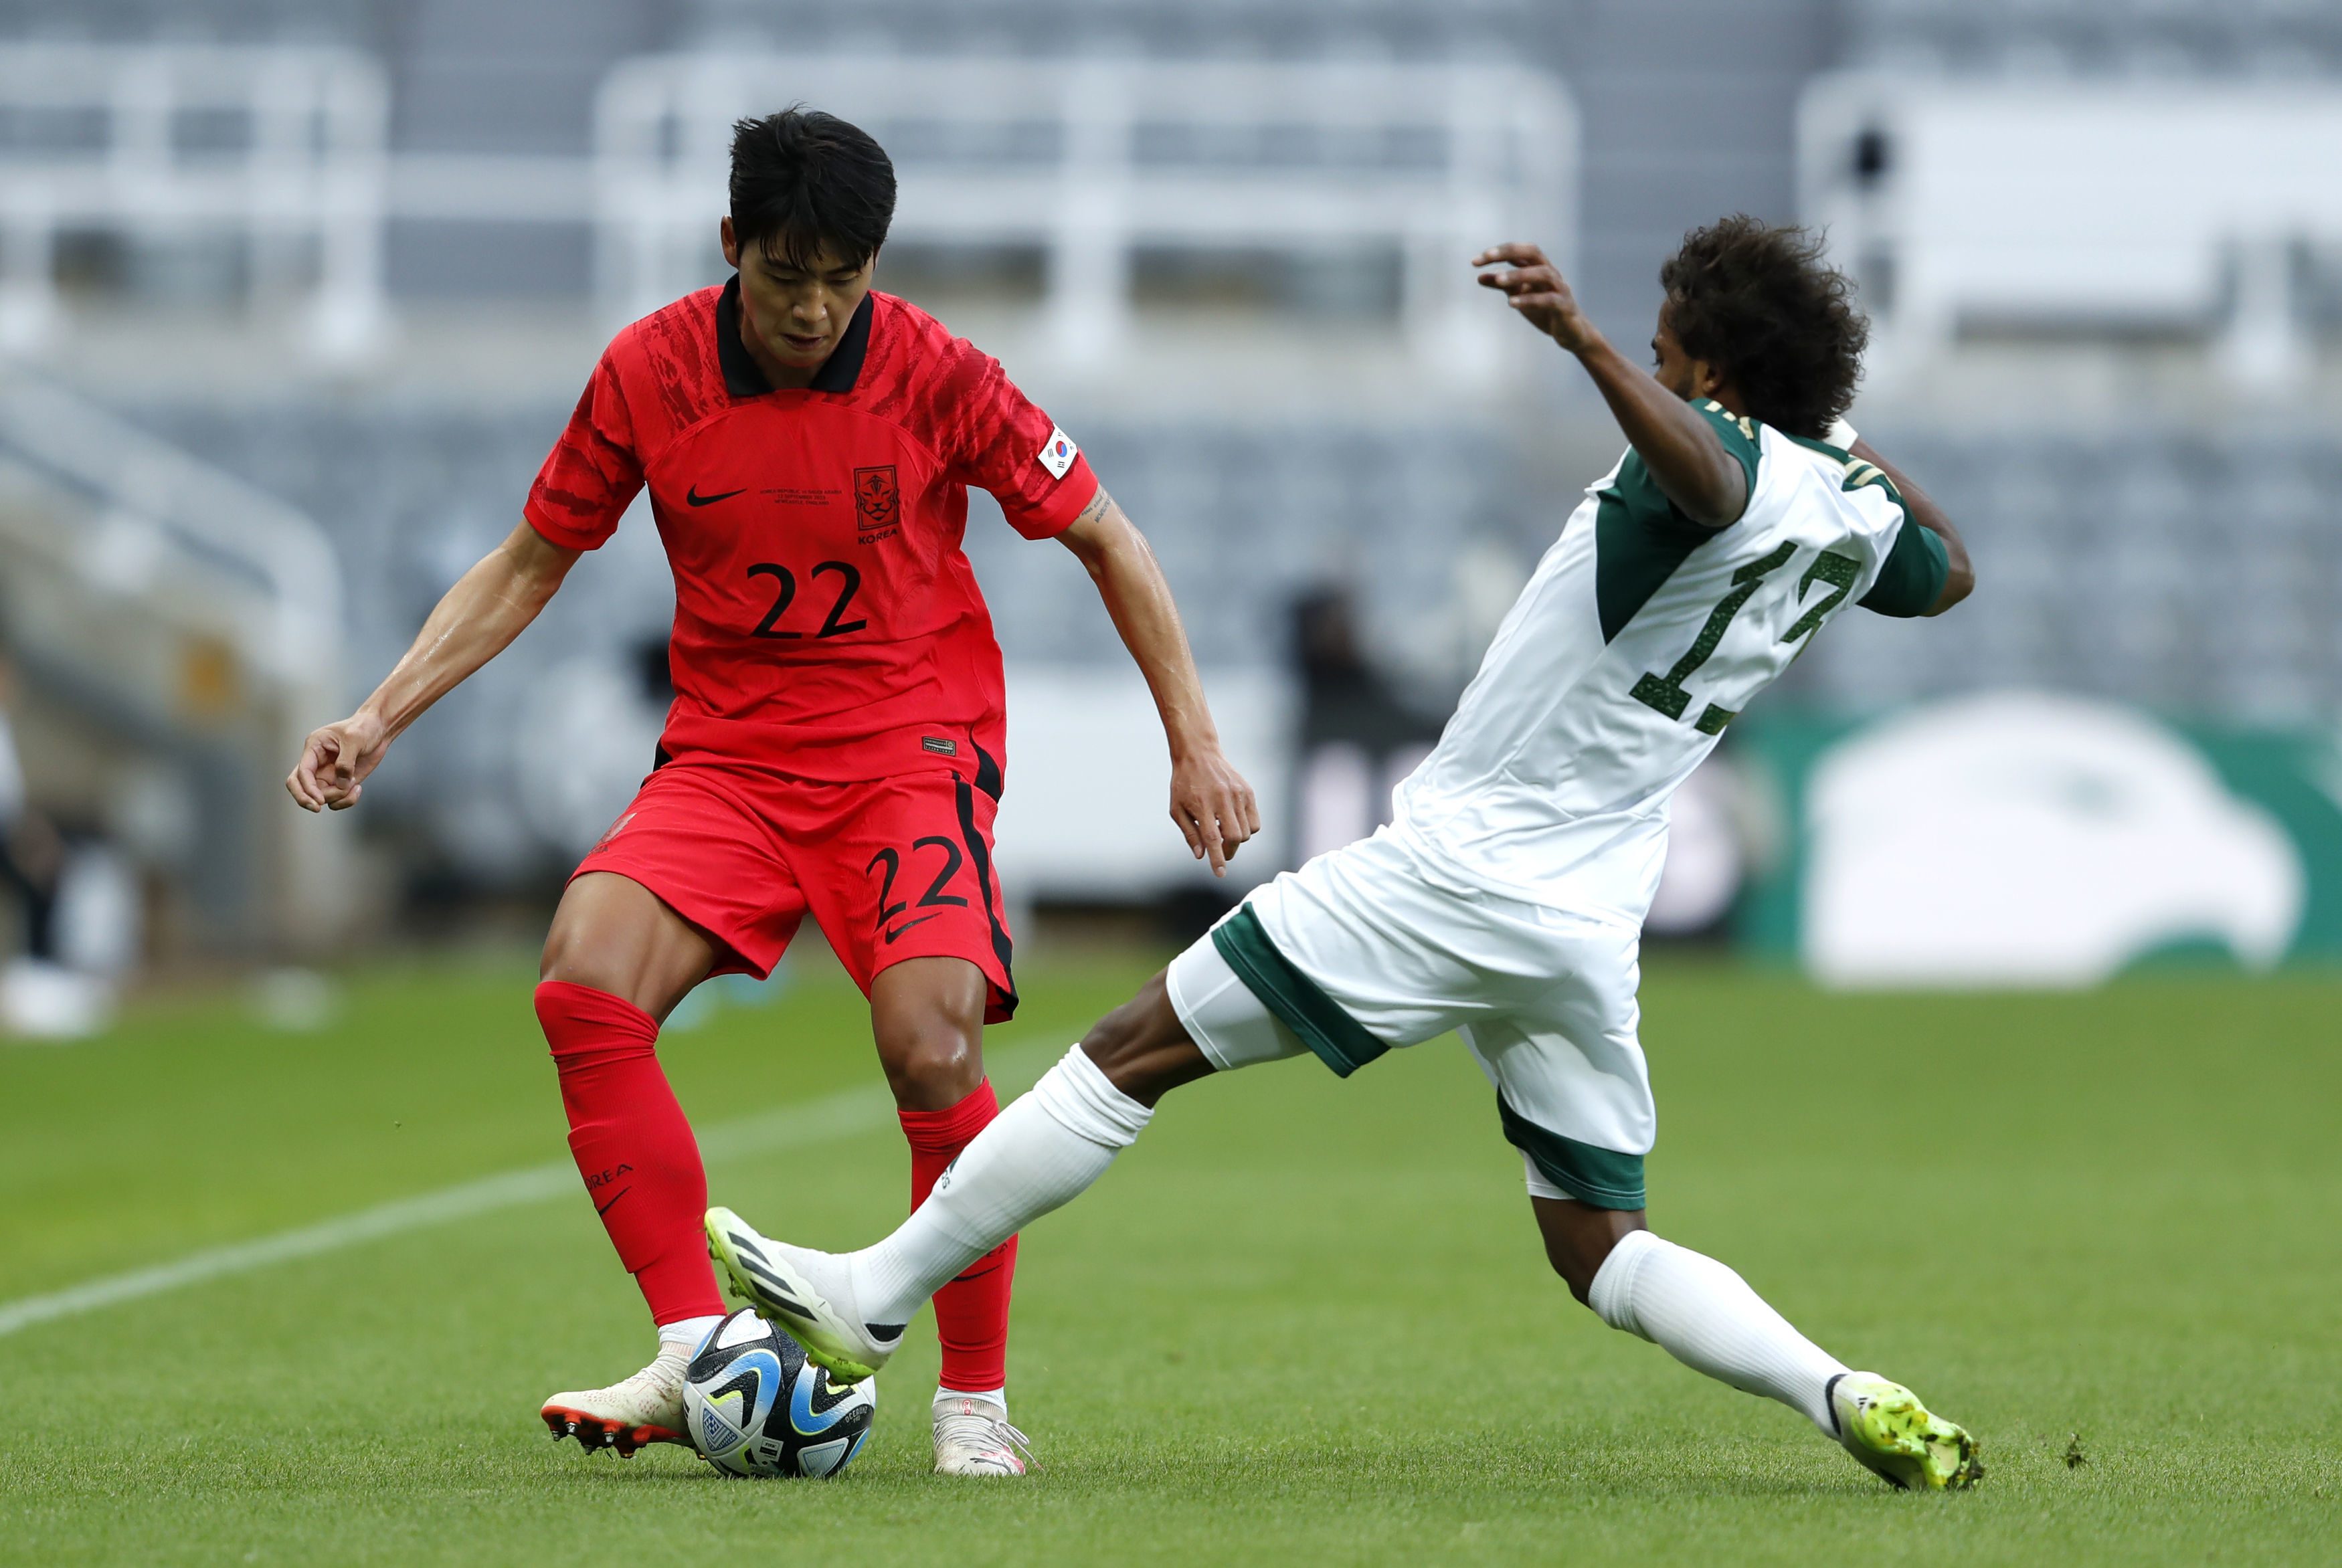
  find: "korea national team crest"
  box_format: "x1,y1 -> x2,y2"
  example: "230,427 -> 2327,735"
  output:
853,465 -> 900,542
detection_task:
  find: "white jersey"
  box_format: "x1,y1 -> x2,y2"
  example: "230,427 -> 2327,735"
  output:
1390,399 -> 1947,918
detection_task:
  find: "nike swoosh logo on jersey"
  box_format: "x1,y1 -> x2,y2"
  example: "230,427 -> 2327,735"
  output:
883,914 -> 943,944
594,1186 -> 633,1217
687,485 -> 747,506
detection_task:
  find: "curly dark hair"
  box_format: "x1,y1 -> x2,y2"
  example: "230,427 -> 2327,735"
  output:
1658,216 -> 1866,438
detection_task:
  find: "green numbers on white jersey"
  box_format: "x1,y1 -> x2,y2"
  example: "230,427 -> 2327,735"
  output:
1780,551 -> 1862,644
1627,539 -> 1797,734
1384,405 -> 1948,916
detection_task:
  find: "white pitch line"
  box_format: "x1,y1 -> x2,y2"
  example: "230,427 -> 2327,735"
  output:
0,1041 -> 1059,1341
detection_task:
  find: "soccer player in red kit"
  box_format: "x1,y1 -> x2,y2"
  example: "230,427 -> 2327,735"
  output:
287,109 -> 1259,1475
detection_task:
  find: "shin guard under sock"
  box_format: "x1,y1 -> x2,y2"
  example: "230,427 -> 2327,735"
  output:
536,980 -> 726,1326
901,1080 -> 1017,1393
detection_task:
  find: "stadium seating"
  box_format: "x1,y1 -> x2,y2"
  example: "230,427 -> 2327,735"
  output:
7,0 -> 2337,924
1844,0 -> 2342,79
1791,424 -> 2342,717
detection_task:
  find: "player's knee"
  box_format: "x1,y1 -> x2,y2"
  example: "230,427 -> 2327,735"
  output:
877,1013 -> 982,1109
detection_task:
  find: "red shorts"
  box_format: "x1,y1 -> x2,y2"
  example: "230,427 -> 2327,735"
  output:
574,761 -> 1018,1022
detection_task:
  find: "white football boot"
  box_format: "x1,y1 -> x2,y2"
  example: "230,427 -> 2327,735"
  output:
540,1345 -> 691,1457
704,1205 -> 903,1383
1827,1371 -> 1985,1490
932,1395 -> 1034,1477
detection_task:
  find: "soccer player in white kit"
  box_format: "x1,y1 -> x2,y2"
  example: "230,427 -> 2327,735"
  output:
706,218 -> 1986,1490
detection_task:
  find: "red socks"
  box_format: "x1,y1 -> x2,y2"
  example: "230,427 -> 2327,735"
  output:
901,1081 -> 1018,1391
537,979 -> 1016,1379
535,981 -> 726,1326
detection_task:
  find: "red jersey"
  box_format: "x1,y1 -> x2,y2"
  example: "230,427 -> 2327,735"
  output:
525,282 -> 1098,783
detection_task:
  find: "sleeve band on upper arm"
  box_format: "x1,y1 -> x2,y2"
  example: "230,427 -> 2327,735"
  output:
521,504 -> 605,553
1000,454 -> 1099,541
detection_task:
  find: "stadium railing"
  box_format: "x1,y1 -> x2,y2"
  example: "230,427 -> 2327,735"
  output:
0,376 -> 355,949
590,53 -> 1577,380
0,43 -> 387,361
0,43 -> 1576,391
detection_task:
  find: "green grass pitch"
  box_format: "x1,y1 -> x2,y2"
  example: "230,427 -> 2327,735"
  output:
1,950 -> 2335,1565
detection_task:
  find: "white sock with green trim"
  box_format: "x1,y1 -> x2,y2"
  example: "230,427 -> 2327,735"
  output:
1587,1230 -> 1847,1436
851,1044 -> 1152,1326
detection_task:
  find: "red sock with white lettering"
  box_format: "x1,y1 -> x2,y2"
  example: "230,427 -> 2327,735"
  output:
536,981 -> 726,1327
901,1080 -> 1018,1394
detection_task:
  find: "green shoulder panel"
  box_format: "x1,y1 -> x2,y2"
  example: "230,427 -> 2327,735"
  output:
1694,398 -> 1765,492
1593,401 -> 1763,644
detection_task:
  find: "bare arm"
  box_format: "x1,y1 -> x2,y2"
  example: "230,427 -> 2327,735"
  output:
286,520 -> 582,812
1850,439 -> 1974,615
1057,486 -> 1261,875
1474,243 -> 1747,526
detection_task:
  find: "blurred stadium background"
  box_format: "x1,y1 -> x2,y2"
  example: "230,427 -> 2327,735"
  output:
2,0 -> 2340,1034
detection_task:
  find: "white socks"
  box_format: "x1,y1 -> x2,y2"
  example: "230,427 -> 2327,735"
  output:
656,1314 -> 725,1358
852,1045 -> 1154,1327
936,1385 -> 1007,1419
1587,1230 -> 1847,1436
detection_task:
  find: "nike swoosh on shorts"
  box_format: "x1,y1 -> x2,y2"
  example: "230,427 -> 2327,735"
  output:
884,914 -> 943,944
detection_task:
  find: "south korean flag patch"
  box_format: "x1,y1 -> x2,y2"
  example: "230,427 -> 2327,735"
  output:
1037,424 -> 1078,481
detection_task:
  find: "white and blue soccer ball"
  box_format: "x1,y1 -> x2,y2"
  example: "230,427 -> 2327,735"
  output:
683,1308 -> 877,1478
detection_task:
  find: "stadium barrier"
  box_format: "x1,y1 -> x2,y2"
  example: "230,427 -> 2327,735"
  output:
1799,74 -> 2342,387
591,52 -> 1575,378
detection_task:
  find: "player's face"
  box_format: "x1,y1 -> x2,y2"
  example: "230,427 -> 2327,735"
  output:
721,219 -> 876,373
1650,309 -> 1700,401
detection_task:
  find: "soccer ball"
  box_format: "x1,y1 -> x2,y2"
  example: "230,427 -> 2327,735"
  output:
682,1308 -> 877,1478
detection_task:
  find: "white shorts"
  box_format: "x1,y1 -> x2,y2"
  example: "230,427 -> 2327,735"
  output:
1164,827 -> 1653,1210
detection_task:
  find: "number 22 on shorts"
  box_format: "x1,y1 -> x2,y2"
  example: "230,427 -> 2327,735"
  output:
866,838 -> 970,944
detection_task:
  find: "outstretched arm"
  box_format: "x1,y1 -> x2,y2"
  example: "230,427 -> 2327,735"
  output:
287,520 -> 581,811
1057,487 -> 1261,875
1849,438 -> 1973,615
1474,243 -> 1747,527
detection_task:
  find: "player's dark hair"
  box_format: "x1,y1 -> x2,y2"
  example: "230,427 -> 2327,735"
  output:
1659,215 -> 1866,438
729,106 -> 896,272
